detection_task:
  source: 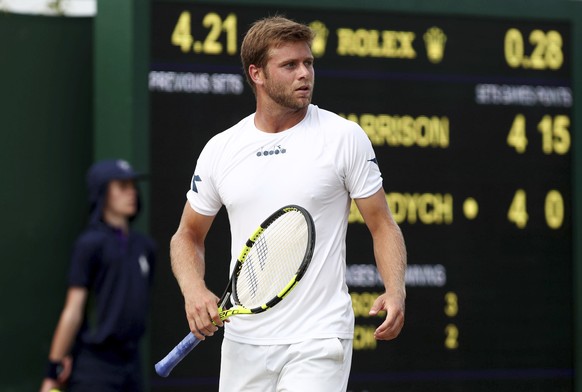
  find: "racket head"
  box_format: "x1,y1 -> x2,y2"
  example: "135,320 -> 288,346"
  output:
156,205 -> 315,378
224,205 -> 315,317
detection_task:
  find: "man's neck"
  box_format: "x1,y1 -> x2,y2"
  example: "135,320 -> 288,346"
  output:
254,103 -> 309,133
102,211 -> 129,233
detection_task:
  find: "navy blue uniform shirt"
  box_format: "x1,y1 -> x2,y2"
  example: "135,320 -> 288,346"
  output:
68,221 -> 156,356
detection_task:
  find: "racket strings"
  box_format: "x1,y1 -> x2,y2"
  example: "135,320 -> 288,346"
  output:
236,211 -> 308,309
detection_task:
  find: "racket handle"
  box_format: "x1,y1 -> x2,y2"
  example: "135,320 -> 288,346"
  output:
155,332 -> 202,377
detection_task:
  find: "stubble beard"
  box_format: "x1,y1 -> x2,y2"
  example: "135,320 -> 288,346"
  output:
264,78 -> 313,111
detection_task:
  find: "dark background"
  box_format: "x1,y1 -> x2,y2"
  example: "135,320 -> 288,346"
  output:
149,3 -> 573,391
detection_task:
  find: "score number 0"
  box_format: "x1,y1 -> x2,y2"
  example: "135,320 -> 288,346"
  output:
508,189 -> 565,230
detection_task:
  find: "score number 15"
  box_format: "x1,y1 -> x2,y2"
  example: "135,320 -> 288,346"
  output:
507,114 -> 571,155
171,11 -> 238,55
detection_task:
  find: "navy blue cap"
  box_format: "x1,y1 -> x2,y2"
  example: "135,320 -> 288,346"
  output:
86,159 -> 143,223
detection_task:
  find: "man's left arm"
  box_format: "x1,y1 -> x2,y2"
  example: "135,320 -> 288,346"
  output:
355,187 -> 407,340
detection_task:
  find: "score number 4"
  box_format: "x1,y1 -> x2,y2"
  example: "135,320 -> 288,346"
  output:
172,11 -> 237,55
507,114 -> 570,154
508,189 -> 565,229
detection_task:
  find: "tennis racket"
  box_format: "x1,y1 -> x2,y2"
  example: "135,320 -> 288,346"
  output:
155,204 -> 316,377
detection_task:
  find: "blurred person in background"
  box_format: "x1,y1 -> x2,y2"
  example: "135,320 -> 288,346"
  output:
40,159 -> 157,392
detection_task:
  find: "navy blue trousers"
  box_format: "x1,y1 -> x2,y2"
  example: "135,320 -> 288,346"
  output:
68,345 -> 143,392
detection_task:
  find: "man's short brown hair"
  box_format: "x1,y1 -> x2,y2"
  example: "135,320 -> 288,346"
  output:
240,16 -> 315,93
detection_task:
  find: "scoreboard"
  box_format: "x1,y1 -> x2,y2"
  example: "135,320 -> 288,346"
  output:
148,1 -> 579,391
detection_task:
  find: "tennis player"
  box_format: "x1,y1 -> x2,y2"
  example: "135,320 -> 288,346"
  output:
170,15 -> 406,391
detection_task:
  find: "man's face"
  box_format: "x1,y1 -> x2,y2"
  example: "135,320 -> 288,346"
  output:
261,41 -> 315,110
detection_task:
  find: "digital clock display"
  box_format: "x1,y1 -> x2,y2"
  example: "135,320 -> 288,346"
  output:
149,2 -> 574,391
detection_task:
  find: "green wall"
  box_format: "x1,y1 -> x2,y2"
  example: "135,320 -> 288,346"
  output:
93,0 -> 151,229
0,13 -> 93,392
0,2 -> 150,390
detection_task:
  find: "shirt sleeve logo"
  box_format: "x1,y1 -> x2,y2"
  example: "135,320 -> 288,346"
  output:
191,174 -> 202,193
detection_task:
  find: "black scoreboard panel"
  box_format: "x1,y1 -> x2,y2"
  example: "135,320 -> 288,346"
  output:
149,2 -> 575,391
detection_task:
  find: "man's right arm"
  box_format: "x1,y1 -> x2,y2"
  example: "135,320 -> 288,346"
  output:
170,201 -> 222,340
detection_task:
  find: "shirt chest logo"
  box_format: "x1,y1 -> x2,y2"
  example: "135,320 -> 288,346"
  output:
256,144 -> 287,157
138,254 -> 150,277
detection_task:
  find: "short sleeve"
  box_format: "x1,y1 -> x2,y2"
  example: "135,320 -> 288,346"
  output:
68,234 -> 100,288
344,125 -> 383,199
186,136 -> 223,216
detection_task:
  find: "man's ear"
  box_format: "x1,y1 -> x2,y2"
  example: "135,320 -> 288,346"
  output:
249,64 -> 263,86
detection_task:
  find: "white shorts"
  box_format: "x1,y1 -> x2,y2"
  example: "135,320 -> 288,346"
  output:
219,338 -> 353,392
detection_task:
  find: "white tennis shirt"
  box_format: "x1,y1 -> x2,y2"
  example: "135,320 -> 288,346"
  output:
187,104 -> 382,344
